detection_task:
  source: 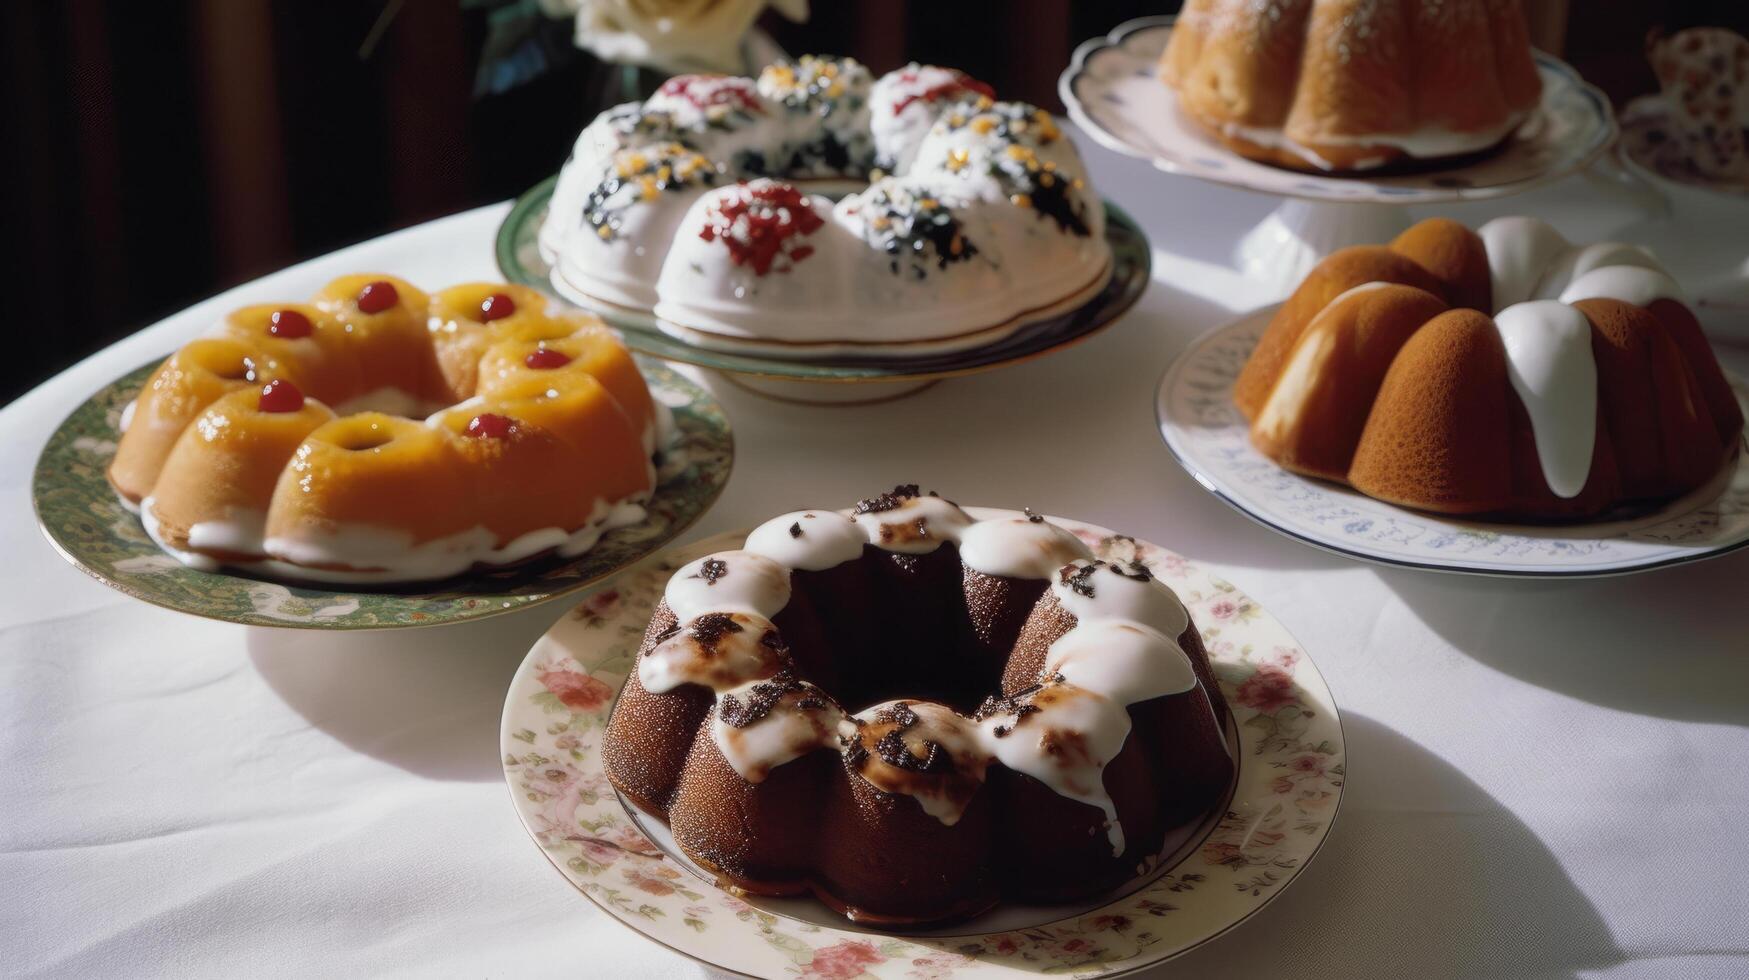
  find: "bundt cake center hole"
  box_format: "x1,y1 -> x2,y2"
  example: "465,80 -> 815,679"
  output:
337,431 -> 393,451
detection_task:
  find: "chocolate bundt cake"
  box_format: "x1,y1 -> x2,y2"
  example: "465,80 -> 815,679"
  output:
603,487 -> 1235,927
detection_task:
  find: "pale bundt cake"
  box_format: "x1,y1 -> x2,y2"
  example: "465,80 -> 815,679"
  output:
1159,0 -> 1543,172
604,487 -> 1235,927
1236,217 -> 1744,520
540,56 -> 1110,356
109,277 -> 662,583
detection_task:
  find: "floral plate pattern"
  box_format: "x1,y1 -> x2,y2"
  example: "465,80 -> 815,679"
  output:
32,356 -> 733,629
495,178 -> 1151,385
501,515 -> 1344,978
1060,17 -> 1617,205
1157,307 -> 1749,577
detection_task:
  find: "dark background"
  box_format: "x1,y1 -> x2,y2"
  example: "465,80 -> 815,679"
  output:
3,0 -> 1744,404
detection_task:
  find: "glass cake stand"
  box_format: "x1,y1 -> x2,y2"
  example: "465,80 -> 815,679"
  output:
1060,16 -> 1619,299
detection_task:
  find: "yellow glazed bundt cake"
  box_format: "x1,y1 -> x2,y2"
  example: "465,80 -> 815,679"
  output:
604,487 -> 1236,927
1159,0 -> 1544,172
1235,217 -> 1744,520
109,277 -> 661,583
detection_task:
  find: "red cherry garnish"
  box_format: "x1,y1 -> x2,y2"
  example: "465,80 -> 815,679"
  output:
356,280 -> 399,314
268,309 -> 312,338
479,293 -> 517,321
464,413 -> 516,439
524,347 -> 573,370
258,379 -> 305,413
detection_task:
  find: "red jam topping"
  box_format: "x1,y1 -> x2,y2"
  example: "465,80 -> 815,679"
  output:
698,182 -> 823,276
356,280 -> 398,314
257,379 -> 304,414
524,347 -> 573,369
889,68 -> 995,115
479,293 -> 516,321
268,309 -> 312,339
656,74 -> 766,115
464,413 -> 516,439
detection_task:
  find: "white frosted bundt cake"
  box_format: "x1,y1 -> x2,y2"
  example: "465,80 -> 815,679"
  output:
1236,217 -> 1744,520
109,278 -> 663,583
540,57 -> 1111,357
1159,0 -> 1544,172
604,487 -> 1235,926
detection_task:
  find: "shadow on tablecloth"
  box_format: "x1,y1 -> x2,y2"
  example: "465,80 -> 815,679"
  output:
246,611 -> 554,781
1380,546 -> 1749,725
1160,712 -> 1618,979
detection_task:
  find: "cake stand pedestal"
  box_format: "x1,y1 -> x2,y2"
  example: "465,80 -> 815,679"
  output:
1062,16 -> 1619,300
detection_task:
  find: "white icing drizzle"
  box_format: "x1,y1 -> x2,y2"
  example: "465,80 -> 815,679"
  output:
1492,302 -> 1599,499
1558,266 -> 1684,309
743,510 -> 865,570
1440,218 -> 1690,498
644,495 -> 1212,857
154,495 -> 649,584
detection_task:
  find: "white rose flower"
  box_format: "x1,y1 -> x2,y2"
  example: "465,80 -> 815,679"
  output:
568,0 -> 809,75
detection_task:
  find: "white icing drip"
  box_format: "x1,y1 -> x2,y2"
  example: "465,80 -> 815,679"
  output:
848,494 -> 974,554
1047,621 -> 1197,706
641,611 -> 785,695
1479,216 -> 1574,309
636,496 -> 1214,856
744,510 -> 865,570
955,516 -> 1093,579
710,679 -> 848,782
663,551 -> 791,622
1530,242 -> 1663,301
1558,266 -> 1684,308
252,494 -> 647,585
1492,302 -> 1599,499
978,684 -> 1134,851
1218,108 -> 1530,172
852,700 -> 991,825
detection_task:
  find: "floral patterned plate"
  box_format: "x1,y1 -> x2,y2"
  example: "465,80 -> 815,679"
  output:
1157,307 -> 1749,577
32,356 -> 733,629
502,516 -> 1344,978
495,178 -> 1152,386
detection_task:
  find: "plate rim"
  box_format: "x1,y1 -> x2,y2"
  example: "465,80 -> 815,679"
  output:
1060,15 -> 1620,205
499,517 -> 1346,978
1154,305 -> 1749,579
31,356 -> 736,631
496,178 -> 1154,384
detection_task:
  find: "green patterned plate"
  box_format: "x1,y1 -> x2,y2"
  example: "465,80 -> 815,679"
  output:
496,177 -> 1152,384
32,356 -> 733,630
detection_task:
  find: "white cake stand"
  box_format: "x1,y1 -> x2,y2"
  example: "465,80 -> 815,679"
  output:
1060,16 -> 1620,298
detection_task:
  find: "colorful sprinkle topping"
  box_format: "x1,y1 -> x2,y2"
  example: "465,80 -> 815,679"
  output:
697,181 -> 824,276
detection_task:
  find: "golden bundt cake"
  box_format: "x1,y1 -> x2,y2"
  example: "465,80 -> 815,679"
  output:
604,487 -> 1235,927
1159,0 -> 1543,172
1236,217 -> 1744,520
109,277 -> 663,583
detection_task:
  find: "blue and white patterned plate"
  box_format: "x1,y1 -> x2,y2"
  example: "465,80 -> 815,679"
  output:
1156,306 -> 1749,577
1061,17 -> 1618,205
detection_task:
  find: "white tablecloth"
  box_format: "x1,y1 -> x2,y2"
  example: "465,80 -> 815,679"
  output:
4,128 -> 1747,980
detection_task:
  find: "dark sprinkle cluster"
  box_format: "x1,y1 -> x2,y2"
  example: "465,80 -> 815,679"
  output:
858,190 -> 981,279
975,684 -> 1044,739
718,670 -> 819,728
856,484 -> 923,514
870,703 -> 955,774
1061,563 -> 1100,598
788,522 -> 804,538
583,142 -> 719,243
688,611 -> 742,653
697,558 -> 728,585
